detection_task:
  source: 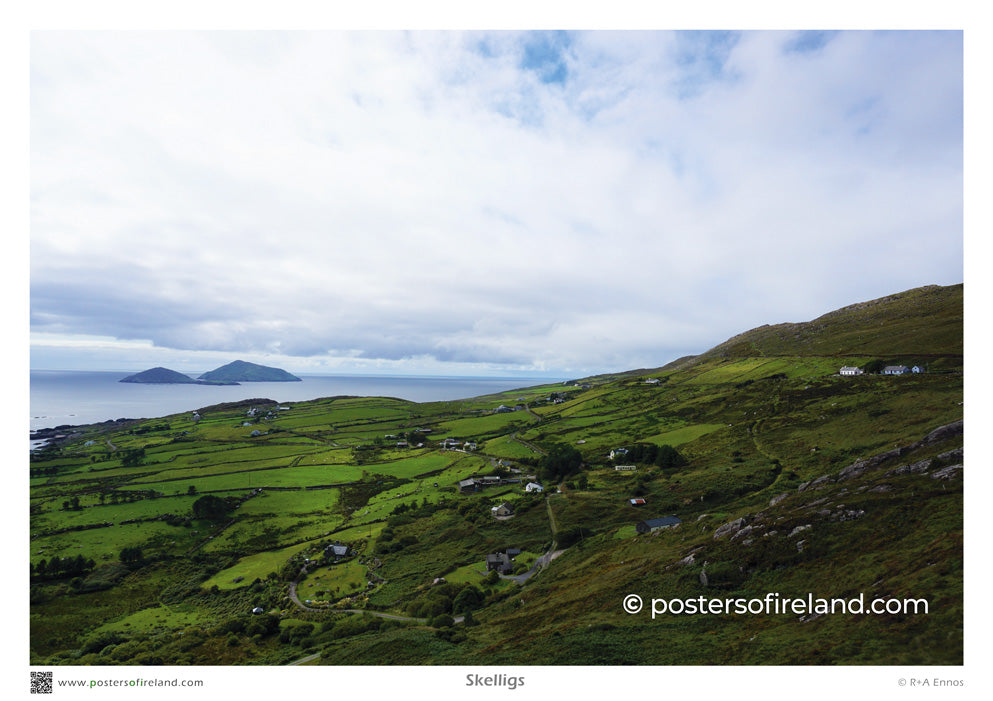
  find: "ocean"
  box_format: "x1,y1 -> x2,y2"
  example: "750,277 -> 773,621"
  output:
30,370 -> 566,434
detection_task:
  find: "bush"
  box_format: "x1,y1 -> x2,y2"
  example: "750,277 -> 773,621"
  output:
431,615 -> 454,628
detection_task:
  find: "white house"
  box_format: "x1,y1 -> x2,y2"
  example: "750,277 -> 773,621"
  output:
839,366 -> 864,376
610,448 -> 629,460
525,482 -> 544,493
644,378 -> 660,384
912,365 -> 925,374
882,365 -> 911,375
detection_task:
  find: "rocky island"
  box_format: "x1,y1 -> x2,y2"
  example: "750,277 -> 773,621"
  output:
198,360 -> 302,382
119,367 -> 239,385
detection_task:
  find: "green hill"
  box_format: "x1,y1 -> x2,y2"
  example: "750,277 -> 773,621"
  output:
198,360 -> 301,383
29,284 -> 962,667
690,283 -> 962,363
119,367 -> 197,384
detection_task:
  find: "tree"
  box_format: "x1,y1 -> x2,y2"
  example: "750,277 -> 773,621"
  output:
862,359 -> 887,374
192,494 -> 233,521
453,585 -> 485,614
120,448 -> 146,467
187,485 -> 197,496
539,443 -> 584,482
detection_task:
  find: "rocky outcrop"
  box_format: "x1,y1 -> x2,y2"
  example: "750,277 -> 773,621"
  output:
713,517 -> 750,539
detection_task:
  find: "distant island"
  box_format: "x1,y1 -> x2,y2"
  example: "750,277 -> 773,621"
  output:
198,360 -> 302,383
119,367 -> 239,385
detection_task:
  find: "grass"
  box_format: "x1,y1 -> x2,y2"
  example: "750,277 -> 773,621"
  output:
29,283 -> 963,666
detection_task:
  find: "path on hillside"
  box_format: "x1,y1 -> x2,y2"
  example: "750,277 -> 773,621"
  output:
509,432 -> 546,456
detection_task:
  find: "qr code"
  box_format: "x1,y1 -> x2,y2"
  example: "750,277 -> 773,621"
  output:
31,671 -> 53,694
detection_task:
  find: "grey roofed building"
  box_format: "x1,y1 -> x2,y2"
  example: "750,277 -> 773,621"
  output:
636,516 -> 682,534
459,478 -> 479,493
486,552 -> 513,574
326,544 -> 350,559
882,365 -> 911,375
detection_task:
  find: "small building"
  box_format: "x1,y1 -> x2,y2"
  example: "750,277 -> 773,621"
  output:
464,442 -> 478,451
912,365 -> 925,374
491,503 -> 514,517
610,448 -> 629,460
506,548 -> 522,557
839,366 -> 864,376
629,498 -> 647,506
494,405 -> 513,413
615,465 -> 637,471
636,516 -> 682,534
396,441 -> 408,448
252,607 -> 264,614
325,544 -> 350,560
644,378 -> 660,384
250,430 -> 262,437
459,478 -> 479,493
525,482 -> 544,493
242,422 -> 252,427
485,552 -> 514,574
882,365 -> 911,375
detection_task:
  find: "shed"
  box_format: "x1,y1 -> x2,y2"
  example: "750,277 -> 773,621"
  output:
636,516 -> 682,534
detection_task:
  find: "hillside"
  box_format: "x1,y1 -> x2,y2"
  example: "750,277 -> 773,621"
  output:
198,360 -> 302,383
120,367 -> 195,384
29,284 -> 962,667
689,283 -> 962,365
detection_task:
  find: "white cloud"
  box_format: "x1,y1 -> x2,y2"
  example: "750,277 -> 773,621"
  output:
30,30 -> 962,375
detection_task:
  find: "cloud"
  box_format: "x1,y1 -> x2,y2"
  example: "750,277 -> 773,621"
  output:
30,30 -> 963,375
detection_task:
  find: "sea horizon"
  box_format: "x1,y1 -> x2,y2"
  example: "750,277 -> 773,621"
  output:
30,369 -> 570,435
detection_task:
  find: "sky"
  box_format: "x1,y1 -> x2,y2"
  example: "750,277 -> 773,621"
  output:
29,29 -> 963,377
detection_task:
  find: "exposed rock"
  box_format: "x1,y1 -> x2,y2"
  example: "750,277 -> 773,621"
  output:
937,447 -> 964,463
831,509 -> 866,522
699,567 -> 709,587
870,485 -> 893,493
763,530 -> 778,538
730,525 -> 755,542
798,475 -> 833,492
788,524 -> 811,538
931,464 -> 963,480
713,517 -> 750,539
921,420 -> 963,446
677,553 -> 696,566
796,539 -> 807,552
769,492 -> 790,507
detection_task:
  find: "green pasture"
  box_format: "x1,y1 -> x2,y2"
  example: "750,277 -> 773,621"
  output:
237,489 -> 340,517
480,435 -> 540,459
202,541 -> 312,589
433,411 -> 536,438
96,604 -> 209,635
296,560 -> 368,602
32,495 -> 200,532
31,521 -> 190,565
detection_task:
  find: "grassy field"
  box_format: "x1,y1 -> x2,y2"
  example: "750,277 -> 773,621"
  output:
28,283 -> 963,666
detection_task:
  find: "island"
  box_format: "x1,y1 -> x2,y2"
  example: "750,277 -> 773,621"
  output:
119,367 -> 240,385
197,360 -> 302,383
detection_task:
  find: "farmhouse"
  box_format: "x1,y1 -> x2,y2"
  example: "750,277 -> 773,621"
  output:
485,552 -> 514,575
459,479 -> 479,493
615,465 -> 637,471
644,378 -> 660,384
912,365 -> 925,373
882,365 -> 911,375
494,405 -> 513,413
325,544 -> 350,560
636,516 -> 682,534
610,448 -> 629,460
839,366 -> 864,376
525,482 -> 544,493
491,503 -> 514,517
